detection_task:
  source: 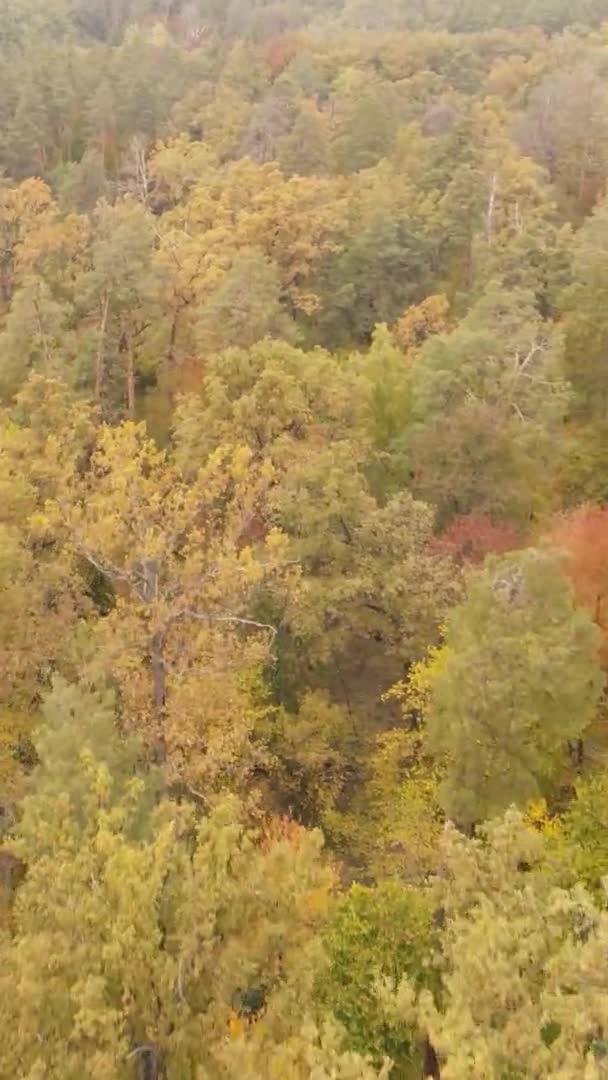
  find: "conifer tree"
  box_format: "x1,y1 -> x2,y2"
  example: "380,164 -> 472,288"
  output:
426,549 -> 604,827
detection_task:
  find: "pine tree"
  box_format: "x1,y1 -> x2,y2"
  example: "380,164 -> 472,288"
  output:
425,548 -> 604,827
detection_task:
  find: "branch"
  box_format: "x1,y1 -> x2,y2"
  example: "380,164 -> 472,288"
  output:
126,1044 -> 158,1061
175,958 -> 186,1006
78,546 -> 136,590
173,608 -> 278,641
518,342 -> 543,374
339,517 -> 354,545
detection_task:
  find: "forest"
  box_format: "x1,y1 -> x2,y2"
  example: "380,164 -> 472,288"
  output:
2,0 -> 608,1076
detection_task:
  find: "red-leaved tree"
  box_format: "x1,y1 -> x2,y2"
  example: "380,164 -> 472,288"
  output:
432,512 -> 523,567
545,504 -> 608,663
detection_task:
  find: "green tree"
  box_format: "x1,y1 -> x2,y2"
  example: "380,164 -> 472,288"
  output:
331,70 -> 400,175
562,193 -> 608,420
194,247 -> 298,353
0,376 -> 93,803
75,198 -> 164,415
425,548 -> 604,828
322,882 -> 433,1077
411,283 -> 569,525
0,679 -> 386,1079
173,338 -> 456,716
279,102 -> 332,177
383,809 -> 608,1079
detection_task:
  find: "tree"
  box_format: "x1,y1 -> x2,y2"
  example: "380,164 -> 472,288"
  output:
0,679 -> 386,1079
318,211 -> 434,346
412,284 -> 567,428
560,769 -> 608,896
194,247 -> 298,353
432,512 -> 523,566
172,337 -> 368,470
516,65 -> 608,213
425,548 -> 604,828
173,337 -> 456,716
330,725 -> 445,886
410,283 -> 569,525
0,376 -> 94,805
271,448 -> 457,714
239,80 -> 298,164
313,159 -> 437,347
330,70 -> 400,174
0,275 -> 76,398
0,178 -> 57,309
544,505 -> 608,664
53,148 -> 109,212
75,198 -> 164,415
279,102 -> 332,177
154,157 -> 347,365
354,324 -> 414,498
321,882 -> 433,1076
394,295 -> 449,354
562,194 -> 608,420
382,809 -> 608,1079
61,422 -> 294,787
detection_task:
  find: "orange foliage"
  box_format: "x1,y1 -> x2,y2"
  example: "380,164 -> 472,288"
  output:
545,505 -> 608,662
261,815 -> 310,852
394,294 -> 449,353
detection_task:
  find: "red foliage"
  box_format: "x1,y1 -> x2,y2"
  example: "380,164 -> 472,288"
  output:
544,504 -> 608,661
432,513 -> 523,566
264,34 -> 299,76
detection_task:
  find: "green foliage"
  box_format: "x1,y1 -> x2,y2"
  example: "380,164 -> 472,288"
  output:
563,194 -> 608,419
30,678 -> 158,823
0,679 -> 387,1079
426,549 -> 604,827
193,247 -> 298,352
4,2 -> 608,1071
411,283 -> 569,525
322,882 -> 433,1076
329,728 -> 444,885
382,809 -> 608,1078
560,769 -> 608,896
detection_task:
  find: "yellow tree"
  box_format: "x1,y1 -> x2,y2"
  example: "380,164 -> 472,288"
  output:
62,421 -> 295,790
0,376 -> 94,805
0,178 -> 57,308
153,155 -> 347,370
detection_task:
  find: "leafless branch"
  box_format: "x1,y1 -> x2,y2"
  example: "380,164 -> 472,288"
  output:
171,608 -> 278,640
175,958 -> 186,1006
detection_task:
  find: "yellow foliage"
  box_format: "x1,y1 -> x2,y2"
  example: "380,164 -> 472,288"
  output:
394,294 -> 450,354
385,642 -> 451,720
0,709 -> 31,804
302,886 -> 333,921
229,1013 -> 245,1038
525,798 -> 562,839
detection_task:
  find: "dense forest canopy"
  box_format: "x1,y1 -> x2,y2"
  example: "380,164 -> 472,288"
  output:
2,0 -> 608,1077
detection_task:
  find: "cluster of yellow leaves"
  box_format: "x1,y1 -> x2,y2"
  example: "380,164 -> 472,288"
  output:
394,294 -> 450,354
385,641 -> 451,720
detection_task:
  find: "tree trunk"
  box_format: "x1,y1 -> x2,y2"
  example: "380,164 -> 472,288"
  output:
95,290 -> 111,403
150,630 -> 168,766
485,173 -> 498,243
422,1037 -> 440,1079
127,345 -> 136,418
